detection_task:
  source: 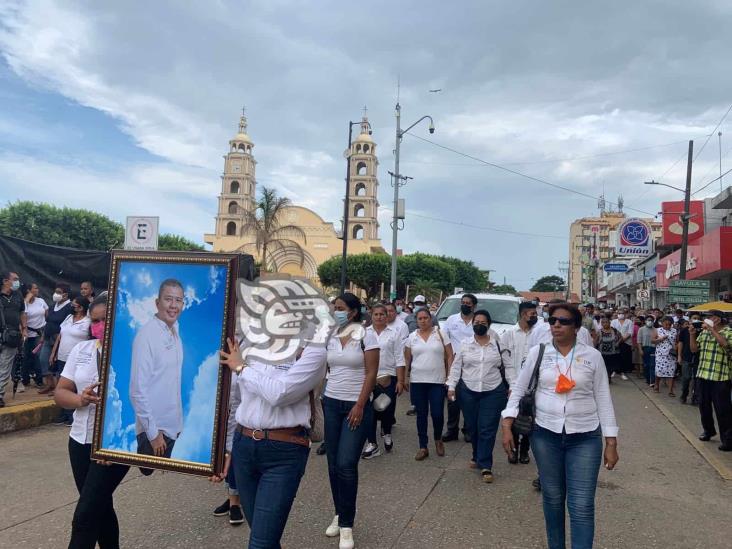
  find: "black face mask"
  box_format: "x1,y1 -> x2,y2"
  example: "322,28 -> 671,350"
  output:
527,317 -> 538,327
473,324 -> 488,336
460,304 -> 473,315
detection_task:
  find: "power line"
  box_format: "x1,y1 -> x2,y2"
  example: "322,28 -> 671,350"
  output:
691,167 -> 732,197
405,133 -> 657,217
693,102 -> 732,162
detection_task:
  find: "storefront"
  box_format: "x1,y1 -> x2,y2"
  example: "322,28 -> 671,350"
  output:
655,227 -> 732,301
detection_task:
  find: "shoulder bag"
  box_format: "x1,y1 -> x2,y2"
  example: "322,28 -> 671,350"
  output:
512,343 -> 546,436
0,296 -> 22,348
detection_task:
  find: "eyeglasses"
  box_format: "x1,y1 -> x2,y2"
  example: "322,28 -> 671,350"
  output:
547,316 -> 574,326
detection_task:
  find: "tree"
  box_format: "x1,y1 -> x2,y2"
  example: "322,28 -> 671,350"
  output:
317,253 -> 390,301
530,275 -> 566,292
238,187 -> 307,271
397,253 -> 456,295
437,256 -> 487,292
410,278 -> 441,303
158,234 -> 204,251
492,284 -> 518,296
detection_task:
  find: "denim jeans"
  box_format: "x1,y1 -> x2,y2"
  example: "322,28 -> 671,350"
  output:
22,335 -> 43,385
531,425 -> 603,549
323,395 -> 372,528
368,376 -> 397,444
231,430 -> 310,548
642,346 -> 656,385
410,383 -> 445,448
68,438 -> 129,549
225,457 -> 238,496
457,380 -> 507,470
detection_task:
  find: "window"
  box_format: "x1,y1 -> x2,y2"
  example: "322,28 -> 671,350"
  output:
355,183 -> 366,196
230,181 -> 240,193
354,203 -> 365,217
238,144 -> 246,152
228,201 -> 238,214
356,144 -> 362,153
352,225 -> 364,240
356,162 -> 367,175
363,144 -> 370,153
226,221 -> 236,235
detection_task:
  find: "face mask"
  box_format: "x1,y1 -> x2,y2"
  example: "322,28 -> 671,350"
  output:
460,304 -> 473,316
334,310 -> 350,327
527,317 -> 538,327
396,306 -> 403,314
542,311 -> 549,320
646,320 -> 654,327
90,321 -> 105,340
10,280 -> 20,291
594,315 -> 601,321
52,293 -> 63,303
618,314 -> 625,320
361,306 -> 367,314
473,324 -> 488,336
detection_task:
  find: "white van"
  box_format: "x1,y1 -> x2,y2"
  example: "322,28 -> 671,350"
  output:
435,293 -> 523,337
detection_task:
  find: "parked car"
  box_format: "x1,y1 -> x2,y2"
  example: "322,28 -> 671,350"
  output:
435,293 -> 522,337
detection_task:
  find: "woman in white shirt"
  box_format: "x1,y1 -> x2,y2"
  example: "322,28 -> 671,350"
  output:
54,297 -> 130,548
447,310 -> 508,483
501,303 -> 619,549
20,283 -> 47,389
405,308 -> 453,461
322,293 -> 379,549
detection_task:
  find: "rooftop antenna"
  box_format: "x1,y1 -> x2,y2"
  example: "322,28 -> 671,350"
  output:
617,194 -> 624,214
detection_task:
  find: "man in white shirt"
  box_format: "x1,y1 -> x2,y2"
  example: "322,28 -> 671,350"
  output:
404,295 -> 437,333
610,308 -> 633,381
385,303 -> 409,343
394,298 -> 409,321
130,279 -> 185,464
442,293 -> 478,442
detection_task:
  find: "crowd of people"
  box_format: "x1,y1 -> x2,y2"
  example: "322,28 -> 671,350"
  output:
2,268 -> 731,549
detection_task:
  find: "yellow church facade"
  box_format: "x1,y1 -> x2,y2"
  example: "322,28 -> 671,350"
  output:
203,112 -> 385,282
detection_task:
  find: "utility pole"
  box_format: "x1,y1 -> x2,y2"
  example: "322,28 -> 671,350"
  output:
340,122 -> 356,294
719,131 -> 723,193
680,140 -> 693,281
389,102 -> 402,301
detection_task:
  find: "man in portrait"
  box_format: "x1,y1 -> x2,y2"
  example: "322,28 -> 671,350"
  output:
130,278 -> 185,466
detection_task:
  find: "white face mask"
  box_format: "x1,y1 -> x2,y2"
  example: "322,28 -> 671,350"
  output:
52,293 -> 63,303
618,314 -> 625,320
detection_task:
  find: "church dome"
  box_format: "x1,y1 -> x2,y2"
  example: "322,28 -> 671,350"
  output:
230,112 -> 254,146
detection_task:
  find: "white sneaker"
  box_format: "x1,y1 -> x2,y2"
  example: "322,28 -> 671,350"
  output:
610,372 -> 617,378
325,515 -> 340,537
17,381 -> 26,393
339,527 -> 354,549
621,373 -> 628,380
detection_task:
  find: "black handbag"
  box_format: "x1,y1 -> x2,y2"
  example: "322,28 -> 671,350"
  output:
0,299 -> 22,348
512,343 -> 546,436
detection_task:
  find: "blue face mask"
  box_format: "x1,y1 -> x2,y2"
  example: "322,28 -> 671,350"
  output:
396,306 -> 403,314
11,280 -> 20,291
542,311 -> 549,320
334,310 -> 350,327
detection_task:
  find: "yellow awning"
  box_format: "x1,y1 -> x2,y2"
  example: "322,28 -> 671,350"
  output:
687,301 -> 732,312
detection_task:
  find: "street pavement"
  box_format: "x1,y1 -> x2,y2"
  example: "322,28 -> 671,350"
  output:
2,379 -> 732,549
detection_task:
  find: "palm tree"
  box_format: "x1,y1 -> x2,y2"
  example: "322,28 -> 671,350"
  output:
238,186 -> 307,272
411,278 -> 440,303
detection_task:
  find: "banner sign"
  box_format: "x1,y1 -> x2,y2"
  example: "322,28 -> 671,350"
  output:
616,218 -> 653,257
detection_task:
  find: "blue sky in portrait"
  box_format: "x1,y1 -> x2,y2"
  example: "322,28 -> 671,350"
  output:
101,261 -> 228,465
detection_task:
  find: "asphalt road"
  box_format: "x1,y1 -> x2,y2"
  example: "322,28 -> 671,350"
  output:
2,379 -> 731,549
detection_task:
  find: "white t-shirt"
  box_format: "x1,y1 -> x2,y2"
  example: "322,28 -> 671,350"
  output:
57,315 -> 91,362
324,324 -> 379,402
61,340 -> 100,444
406,327 -> 449,384
25,298 -> 48,334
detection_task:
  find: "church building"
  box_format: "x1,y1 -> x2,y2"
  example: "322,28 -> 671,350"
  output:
204,112 -> 385,281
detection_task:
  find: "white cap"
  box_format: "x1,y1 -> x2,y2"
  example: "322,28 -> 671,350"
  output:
414,294 -> 426,303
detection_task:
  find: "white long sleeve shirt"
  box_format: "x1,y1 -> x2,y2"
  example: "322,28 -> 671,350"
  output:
61,340 -> 100,444
366,325 -> 405,377
502,323 -> 534,385
447,336 -> 504,392
234,345 -> 327,430
501,342 -> 619,437
528,321 -> 592,349
129,316 -> 184,441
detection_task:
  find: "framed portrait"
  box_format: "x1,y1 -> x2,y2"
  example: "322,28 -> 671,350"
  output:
92,250 -> 242,476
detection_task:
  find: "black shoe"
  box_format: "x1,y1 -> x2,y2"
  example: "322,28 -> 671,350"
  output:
53,416 -> 67,426
463,432 -> 472,444
316,443 -> 327,455
442,431 -> 459,442
719,444 -> 732,452
699,432 -> 716,442
384,434 -> 393,453
213,499 -> 231,516
508,450 -> 518,464
532,477 -> 541,491
229,505 -> 245,525
64,419 -> 73,427
406,406 -> 416,416
519,453 -> 531,465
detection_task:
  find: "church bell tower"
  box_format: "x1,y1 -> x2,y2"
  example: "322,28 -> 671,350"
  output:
346,113 -> 379,241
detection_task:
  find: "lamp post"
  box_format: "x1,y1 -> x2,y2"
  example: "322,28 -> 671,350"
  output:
389,102 -> 435,300
644,140 -> 694,280
340,118 -> 371,294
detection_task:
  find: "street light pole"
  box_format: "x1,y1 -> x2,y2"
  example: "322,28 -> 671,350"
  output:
719,131 -> 723,193
680,139 -> 694,280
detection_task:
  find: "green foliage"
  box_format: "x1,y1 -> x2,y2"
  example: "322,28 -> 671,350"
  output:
410,278 -> 441,302
158,234 -> 204,251
397,253 -> 455,294
317,253 -> 390,300
530,275 -> 566,292
437,255 -> 487,291
492,284 -> 518,296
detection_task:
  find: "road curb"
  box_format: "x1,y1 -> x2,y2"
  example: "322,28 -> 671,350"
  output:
632,378 -> 732,481
0,400 -> 60,434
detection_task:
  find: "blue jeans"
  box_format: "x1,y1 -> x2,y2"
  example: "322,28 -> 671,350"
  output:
457,380 -> 508,470
642,346 -> 656,385
231,430 -> 310,549
323,395 -> 372,528
410,383 -> 445,449
531,425 -> 603,549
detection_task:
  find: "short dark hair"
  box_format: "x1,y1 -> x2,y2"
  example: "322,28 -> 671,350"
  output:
462,293 -> 478,306
415,308 -> 432,320
547,303 -> 582,328
0,271 -> 16,284
158,278 -> 184,299
89,295 -> 108,315
56,282 -> 71,297
473,309 -> 492,325
335,292 -> 363,323
371,303 -> 387,315
519,301 -> 537,314
73,296 -> 90,315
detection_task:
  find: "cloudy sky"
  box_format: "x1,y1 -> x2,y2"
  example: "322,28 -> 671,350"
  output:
1,0 -> 730,289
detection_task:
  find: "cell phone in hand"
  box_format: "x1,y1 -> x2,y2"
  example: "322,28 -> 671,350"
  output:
704,319 -> 714,328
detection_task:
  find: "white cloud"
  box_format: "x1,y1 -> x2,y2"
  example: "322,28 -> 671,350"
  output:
123,292 -> 157,330
102,364 -> 138,453
136,269 -> 152,287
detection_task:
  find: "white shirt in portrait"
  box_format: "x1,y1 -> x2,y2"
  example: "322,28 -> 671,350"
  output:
129,316 -> 184,441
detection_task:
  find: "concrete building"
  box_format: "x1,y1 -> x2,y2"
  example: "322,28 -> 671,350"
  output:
204,112 -> 384,282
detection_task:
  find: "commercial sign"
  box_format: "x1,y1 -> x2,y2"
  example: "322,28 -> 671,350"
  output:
656,227 -> 732,286
664,256 -> 697,281
661,200 -> 704,246
603,263 -> 628,273
616,218 -> 653,257
125,216 -> 159,251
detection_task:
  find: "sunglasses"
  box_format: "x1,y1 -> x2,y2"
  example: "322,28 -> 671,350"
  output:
547,316 -> 574,326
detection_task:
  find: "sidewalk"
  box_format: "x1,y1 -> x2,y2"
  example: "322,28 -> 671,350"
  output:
0,383 -> 60,434
630,375 -> 732,480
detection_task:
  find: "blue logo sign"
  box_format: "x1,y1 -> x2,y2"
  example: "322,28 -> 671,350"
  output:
616,218 -> 653,256
603,263 -> 629,273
